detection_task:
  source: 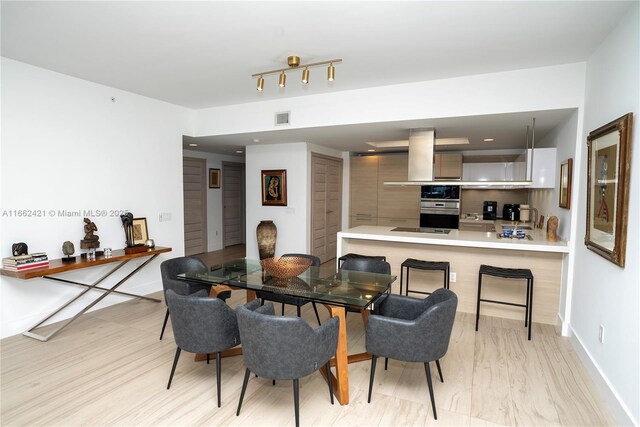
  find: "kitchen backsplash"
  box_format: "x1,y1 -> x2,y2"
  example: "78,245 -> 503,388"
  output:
460,189 -> 529,217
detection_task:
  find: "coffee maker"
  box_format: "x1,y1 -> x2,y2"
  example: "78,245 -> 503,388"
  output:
503,204 -> 520,221
483,201 -> 497,220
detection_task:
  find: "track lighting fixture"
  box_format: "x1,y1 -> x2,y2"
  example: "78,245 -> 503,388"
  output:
252,55 -> 342,91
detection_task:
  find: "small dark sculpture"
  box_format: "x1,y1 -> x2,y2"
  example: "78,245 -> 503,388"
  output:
62,241 -> 75,256
12,242 -> 28,256
62,241 -> 76,262
120,213 -> 135,247
80,218 -> 100,249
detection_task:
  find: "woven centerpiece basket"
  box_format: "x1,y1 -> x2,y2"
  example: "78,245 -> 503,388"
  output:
260,256 -> 312,279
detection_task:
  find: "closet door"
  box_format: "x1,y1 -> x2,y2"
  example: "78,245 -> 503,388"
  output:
183,157 -> 207,255
311,153 -> 343,264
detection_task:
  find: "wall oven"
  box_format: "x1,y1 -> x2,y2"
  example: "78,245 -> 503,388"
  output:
420,185 -> 460,229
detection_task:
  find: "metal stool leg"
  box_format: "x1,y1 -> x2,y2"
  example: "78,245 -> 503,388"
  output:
399,265 -> 404,295
528,277 -> 534,341
475,272 -> 483,331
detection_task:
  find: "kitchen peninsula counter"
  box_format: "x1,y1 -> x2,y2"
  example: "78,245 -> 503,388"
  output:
337,225 -> 568,326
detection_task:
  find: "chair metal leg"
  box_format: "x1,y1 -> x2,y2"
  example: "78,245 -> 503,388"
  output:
167,347 -> 181,389
384,357 -> 388,370
216,352 -> 222,407
325,361 -> 334,404
293,378 -> 300,427
424,362 -> 437,420
312,302 -> 322,326
207,353 -> 210,364
475,272 -> 483,331
159,308 -> 170,340
435,359 -> 444,382
296,305 -> 301,317
367,356 -> 377,403
282,303 -> 286,316
236,368 -> 251,416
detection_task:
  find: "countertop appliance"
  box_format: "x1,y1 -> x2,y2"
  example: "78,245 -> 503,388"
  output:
503,203 -> 520,221
483,201 -> 497,220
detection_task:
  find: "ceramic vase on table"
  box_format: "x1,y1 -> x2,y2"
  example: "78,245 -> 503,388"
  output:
256,220 -> 277,260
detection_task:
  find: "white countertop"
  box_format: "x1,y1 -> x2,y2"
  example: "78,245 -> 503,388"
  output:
338,225 -> 569,253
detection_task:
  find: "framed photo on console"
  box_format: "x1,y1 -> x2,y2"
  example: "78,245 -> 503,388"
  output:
132,218 -> 149,245
585,113 -> 633,267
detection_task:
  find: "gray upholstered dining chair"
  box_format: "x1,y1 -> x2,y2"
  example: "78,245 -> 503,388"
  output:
256,253 -> 322,325
159,256 -> 230,340
340,256 -> 391,274
235,300 -> 339,427
365,288 -> 458,420
165,289 -> 240,408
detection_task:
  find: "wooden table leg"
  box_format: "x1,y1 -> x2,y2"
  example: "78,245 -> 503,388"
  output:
322,305 -> 349,405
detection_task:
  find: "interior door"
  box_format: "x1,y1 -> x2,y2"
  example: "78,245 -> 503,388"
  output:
222,162 -> 245,247
183,157 -> 207,256
311,154 -> 343,264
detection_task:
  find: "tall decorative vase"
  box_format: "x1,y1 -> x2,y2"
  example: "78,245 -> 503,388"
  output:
256,220 -> 277,260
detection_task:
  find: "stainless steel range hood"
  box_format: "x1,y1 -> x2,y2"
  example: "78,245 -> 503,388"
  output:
384,128 -> 533,188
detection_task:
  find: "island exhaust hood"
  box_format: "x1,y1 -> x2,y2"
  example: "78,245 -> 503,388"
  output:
384,128 -> 534,188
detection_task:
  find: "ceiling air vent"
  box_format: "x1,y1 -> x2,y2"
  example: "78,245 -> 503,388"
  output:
275,111 -> 290,126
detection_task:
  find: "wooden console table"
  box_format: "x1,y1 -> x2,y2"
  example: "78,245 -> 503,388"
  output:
1,246 -> 171,341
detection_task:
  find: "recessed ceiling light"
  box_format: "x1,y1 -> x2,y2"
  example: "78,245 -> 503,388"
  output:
188,143 -> 198,147
235,150 -> 244,154
367,149 -> 376,152
253,138 -> 260,143
483,138 -> 495,142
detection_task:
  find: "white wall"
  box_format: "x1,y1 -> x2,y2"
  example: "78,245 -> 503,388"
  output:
572,5 -> 639,425
244,143 -> 309,258
182,149 -> 245,251
0,58 -> 193,338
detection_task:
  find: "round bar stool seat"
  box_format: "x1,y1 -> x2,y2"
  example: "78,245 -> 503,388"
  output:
400,258 -> 450,296
475,264 -> 534,340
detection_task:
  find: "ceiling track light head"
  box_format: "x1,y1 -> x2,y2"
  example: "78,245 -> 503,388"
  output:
327,63 -> 335,81
302,67 -> 309,84
278,71 -> 286,87
257,75 -> 264,91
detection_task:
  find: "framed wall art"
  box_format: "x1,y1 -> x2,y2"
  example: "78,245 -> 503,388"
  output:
261,169 -> 287,206
132,217 -> 149,245
559,158 -> 572,209
209,168 -> 221,188
585,113 -> 633,267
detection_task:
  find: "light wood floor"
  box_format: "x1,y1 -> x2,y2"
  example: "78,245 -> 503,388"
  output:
1,245 -> 615,426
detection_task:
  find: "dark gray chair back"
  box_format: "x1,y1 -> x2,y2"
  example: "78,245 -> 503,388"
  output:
236,302 -> 339,380
341,257 -> 391,274
160,256 -> 210,303
366,288 -> 457,363
166,289 -> 240,354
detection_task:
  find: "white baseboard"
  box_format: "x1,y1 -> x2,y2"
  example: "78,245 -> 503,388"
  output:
569,326 -> 637,426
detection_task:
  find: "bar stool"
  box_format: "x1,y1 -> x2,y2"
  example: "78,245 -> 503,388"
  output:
475,264 -> 534,340
400,258 -> 450,296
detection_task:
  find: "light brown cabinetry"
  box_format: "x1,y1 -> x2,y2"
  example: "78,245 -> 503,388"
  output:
349,155 -> 419,228
434,153 -> 462,179
377,156 -> 420,226
350,156 -> 379,226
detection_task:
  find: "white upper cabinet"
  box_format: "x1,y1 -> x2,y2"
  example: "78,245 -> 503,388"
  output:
525,148 -> 556,188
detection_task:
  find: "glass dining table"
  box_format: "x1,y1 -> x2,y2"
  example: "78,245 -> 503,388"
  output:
177,258 -> 397,405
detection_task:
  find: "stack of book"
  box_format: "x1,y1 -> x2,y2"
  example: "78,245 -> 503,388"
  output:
2,253 -> 49,271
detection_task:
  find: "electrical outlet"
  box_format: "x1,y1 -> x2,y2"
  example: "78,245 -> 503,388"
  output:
450,272 -> 457,283
599,325 -> 605,343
